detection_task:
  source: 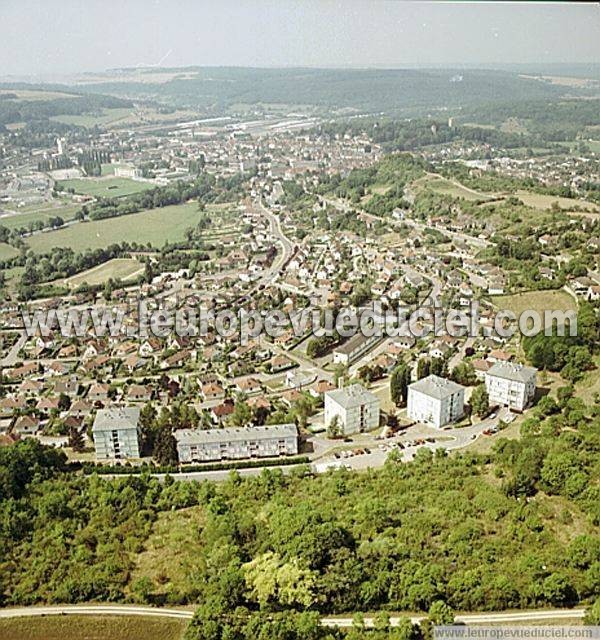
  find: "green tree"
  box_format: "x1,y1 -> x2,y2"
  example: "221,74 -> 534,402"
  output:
391,363 -> 411,406
428,600 -> 455,625
153,424 -> 178,466
68,427 -> 85,453
470,384 -> 490,419
327,415 -> 342,439
584,597 -> 600,625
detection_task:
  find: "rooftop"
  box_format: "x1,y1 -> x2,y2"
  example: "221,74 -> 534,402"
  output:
174,423 -> 298,446
325,383 -> 379,409
487,362 -> 537,383
409,375 -> 464,400
92,407 -> 141,432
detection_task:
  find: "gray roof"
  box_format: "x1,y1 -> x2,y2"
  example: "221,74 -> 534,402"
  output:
92,407 -> 140,432
174,423 -> 298,446
409,375 -> 464,400
325,384 -> 379,409
333,332 -> 372,355
487,362 -> 537,383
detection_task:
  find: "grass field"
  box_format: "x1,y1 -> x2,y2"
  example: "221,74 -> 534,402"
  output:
0,243 -> 20,260
129,507 -> 205,602
50,107 -> 133,128
26,203 -> 203,253
65,258 -> 143,287
0,615 -> 187,640
0,89 -> 79,101
0,204 -> 81,231
413,174 -> 496,201
490,289 -> 577,327
514,190 -> 599,213
57,177 -> 155,199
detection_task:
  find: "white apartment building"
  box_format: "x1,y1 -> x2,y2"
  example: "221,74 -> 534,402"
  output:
407,375 -> 465,428
324,384 -> 380,435
485,362 -> 537,411
174,424 -> 298,463
92,407 -> 141,460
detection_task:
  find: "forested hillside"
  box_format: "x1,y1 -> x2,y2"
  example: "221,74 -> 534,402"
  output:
71,67 -> 570,114
0,384 -> 598,624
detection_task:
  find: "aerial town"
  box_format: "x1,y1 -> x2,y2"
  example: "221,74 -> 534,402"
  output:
0,88 -> 598,479
0,3 -> 599,637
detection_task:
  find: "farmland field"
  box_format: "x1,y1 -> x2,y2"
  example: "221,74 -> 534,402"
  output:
50,107 -> 133,127
0,615 -> 187,640
57,177 -> 155,198
65,258 -> 143,287
26,203 -> 203,253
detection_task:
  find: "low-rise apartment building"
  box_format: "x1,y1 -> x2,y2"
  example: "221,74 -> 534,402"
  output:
92,407 -> 141,460
407,375 -> 465,428
175,423 -> 298,463
324,384 -> 380,435
485,362 -> 537,411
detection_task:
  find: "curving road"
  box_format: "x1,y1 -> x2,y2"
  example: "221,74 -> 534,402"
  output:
0,604 -> 587,627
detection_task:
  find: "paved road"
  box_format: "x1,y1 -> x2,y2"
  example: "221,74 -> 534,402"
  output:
323,607 -> 587,628
0,604 -> 586,627
0,604 -> 194,620
0,330 -> 26,367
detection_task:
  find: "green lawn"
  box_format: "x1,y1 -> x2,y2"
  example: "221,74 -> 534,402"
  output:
65,258 -> 143,287
57,177 -> 155,199
0,615 -> 187,640
26,203 -> 203,253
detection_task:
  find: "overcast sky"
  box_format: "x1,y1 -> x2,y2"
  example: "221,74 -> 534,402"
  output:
1,1 -> 599,77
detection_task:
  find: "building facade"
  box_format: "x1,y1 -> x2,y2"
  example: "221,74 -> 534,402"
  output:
174,424 -> 298,463
407,375 -> 465,428
485,362 -> 537,411
92,407 -> 141,460
324,384 -> 380,435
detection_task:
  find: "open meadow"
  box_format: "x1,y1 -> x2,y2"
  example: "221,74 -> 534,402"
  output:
50,107 -> 134,128
0,243 -> 20,261
64,258 -> 143,287
0,203 -> 82,231
490,289 -> 578,328
26,203 -> 204,253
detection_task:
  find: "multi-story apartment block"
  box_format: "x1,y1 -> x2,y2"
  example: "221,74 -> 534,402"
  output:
407,375 -> 465,428
92,407 -> 141,460
324,384 -> 380,435
174,424 -> 298,463
485,362 -> 537,411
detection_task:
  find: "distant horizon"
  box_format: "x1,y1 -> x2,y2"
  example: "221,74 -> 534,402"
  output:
2,1 -> 598,77
2,61 -> 600,85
